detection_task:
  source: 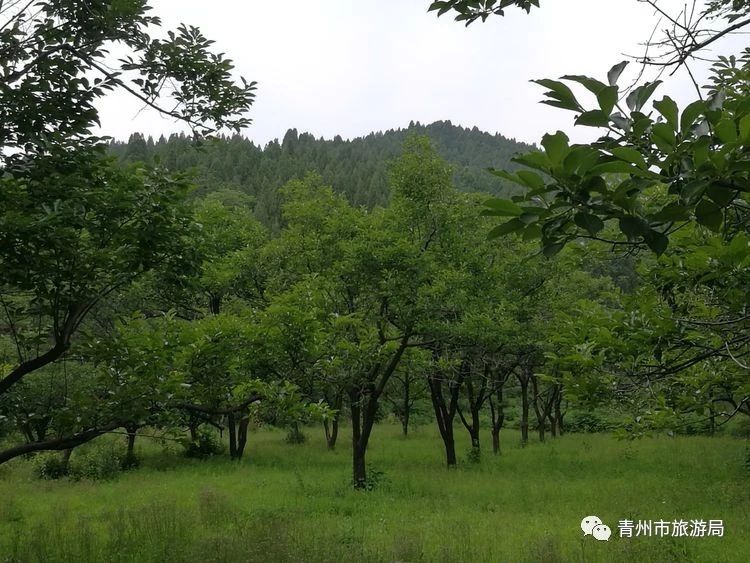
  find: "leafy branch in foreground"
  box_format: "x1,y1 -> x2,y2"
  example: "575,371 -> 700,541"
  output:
483,56 -> 750,257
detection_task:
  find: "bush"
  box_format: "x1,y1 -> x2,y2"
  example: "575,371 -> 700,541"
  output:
120,451 -> 140,470
183,431 -> 225,459
566,411 -> 611,433
284,425 -> 307,444
727,415 -> 750,439
69,444 -> 124,481
33,453 -> 69,480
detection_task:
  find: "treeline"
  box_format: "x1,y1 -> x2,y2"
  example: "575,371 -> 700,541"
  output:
109,120 -> 535,229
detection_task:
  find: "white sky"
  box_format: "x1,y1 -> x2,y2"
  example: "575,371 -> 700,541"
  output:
96,0 -> 746,147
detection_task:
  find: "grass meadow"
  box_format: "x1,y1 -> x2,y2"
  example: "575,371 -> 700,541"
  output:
0,424 -> 748,562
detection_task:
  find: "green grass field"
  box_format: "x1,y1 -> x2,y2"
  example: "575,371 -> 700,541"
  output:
1,424 -> 748,562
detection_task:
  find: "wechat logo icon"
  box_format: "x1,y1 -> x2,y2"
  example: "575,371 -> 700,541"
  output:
581,516 -> 612,541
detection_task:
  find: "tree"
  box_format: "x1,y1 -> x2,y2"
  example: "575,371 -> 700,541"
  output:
0,0 -> 255,463
432,0 -> 750,431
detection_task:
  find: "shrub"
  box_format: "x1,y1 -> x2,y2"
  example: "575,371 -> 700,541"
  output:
284,425 -> 307,444
33,453 -> 69,480
69,444 -> 123,481
727,415 -> 750,439
566,412 -> 610,433
120,451 -> 140,470
183,431 -> 225,459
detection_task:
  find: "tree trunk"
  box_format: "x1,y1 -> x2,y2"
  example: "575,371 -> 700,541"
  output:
61,448 -> 73,471
236,416 -> 250,458
126,426 -> 137,455
428,373 -> 460,467
547,412 -> 557,437
489,390 -> 505,455
352,443 -> 367,489
208,294 -> 221,315
519,376 -> 529,446
554,393 -> 565,436
189,424 -> 198,442
401,376 -> 411,437
323,417 -> 339,450
350,391 -> 367,488
227,412 -> 238,459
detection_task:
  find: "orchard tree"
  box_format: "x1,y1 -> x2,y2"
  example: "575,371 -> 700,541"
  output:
0,0 -> 255,463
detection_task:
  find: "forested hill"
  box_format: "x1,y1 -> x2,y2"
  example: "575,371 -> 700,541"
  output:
109,120 -> 535,228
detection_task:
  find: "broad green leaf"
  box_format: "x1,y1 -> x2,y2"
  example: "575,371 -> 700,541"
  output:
680,100 -> 706,133
512,151 -> 552,172
695,198 -> 723,232
610,147 -> 646,169
619,215 -> 647,239
561,75 -> 608,94
626,81 -> 662,112
651,122 -> 676,151
573,212 -> 605,236
541,131 -> 569,165
607,61 -> 628,86
705,183 -> 736,206
483,198 -> 524,216
649,203 -> 689,223
516,170 -> 546,190
589,160 -> 639,175
488,218 -> 525,239
542,242 -> 565,258
575,110 -> 609,128
715,118 -> 738,143
740,115 -> 750,142
653,96 -> 678,131
597,86 -> 619,115
643,229 -> 668,256
532,79 -> 582,112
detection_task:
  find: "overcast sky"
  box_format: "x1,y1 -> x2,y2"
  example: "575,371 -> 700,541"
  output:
96,0 -> 745,147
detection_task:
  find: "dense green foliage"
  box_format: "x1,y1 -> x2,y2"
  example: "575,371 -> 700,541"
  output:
108,121 -> 535,228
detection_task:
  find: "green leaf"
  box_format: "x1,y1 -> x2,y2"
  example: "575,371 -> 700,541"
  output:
532,79 -> 582,112
573,212 -> 604,236
607,61 -> 629,86
575,110 -> 610,128
695,198 -> 723,232
680,100 -> 706,134
541,131 -> 569,165
512,152 -> 552,172
542,242 -> 565,258
488,218 -> 525,239
626,81 -> 662,112
643,229 -> 669,256
705,183 -> 736,206
610,147 -> 647,169
483,198 -> 524,216
740,115 -> 750,142
653,96 -> 678,131
516,170 -> 546,190
597,86 -> 619,115
649,203 -> 689,223
561,75 -> 608,94
715,118 -> 738,143
651,122 -> 676,151
619,216 -> 646,239
522,223 -> 543,240
589,160 -> 639,175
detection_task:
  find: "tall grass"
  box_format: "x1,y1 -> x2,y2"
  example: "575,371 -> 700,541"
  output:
0,424 -> 748,562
